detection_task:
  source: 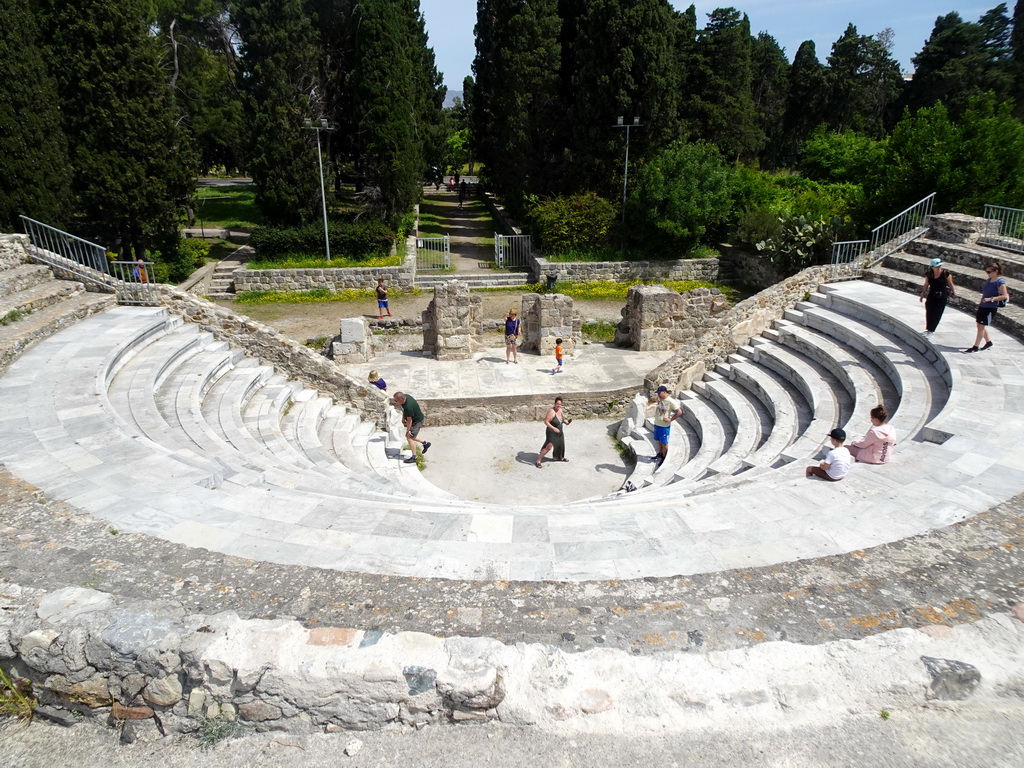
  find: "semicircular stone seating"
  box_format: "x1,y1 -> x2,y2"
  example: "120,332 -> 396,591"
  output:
2,258 -> 1024,582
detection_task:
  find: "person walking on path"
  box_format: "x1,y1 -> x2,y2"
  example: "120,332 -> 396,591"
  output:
806,428 -> 853,481
376,278 -> 392,320
458,180 -> 468,209
504,309 -> 521,364
919,258 -> 956,335
393,392 -> 430,464
848,405 -> 896,464
552,338 -> 564,374
648,385 -> 682,467
964,262 -> 1010,353
536,397 -> 571,467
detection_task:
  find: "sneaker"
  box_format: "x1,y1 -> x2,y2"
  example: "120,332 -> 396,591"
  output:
964,346 -> 979,353
981,341 -> 994,351
922,330 -> 933,337
655,454 -> 665,466
422,441 -> 431,454
404,456 -> 418,464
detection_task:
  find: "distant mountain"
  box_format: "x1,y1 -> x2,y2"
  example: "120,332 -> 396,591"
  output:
443,90 -> 463,109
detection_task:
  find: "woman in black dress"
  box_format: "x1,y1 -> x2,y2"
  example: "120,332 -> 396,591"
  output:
536,397 -> 571,467
919,258 -> 956,335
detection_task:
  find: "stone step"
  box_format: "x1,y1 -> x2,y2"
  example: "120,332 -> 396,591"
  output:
904,237 -> 1024,281
415,273 -> 534,289
0,279 -> 82,320
0,291 -> 115,371
722,359 -> 801,468
774,318 -> 886,435
798,300 -> 945,443
698,373 -> 769,475
0,264 -> 54,299
884,249 -> 1024,296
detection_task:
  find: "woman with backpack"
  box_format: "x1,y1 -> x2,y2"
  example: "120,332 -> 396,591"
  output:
964,262 -> 1010,353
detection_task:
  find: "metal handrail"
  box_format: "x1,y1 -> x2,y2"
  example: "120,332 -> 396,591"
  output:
19,215 -> 110,275
865,192 -> 935,268
18,215 -> 160,306
979,204 -> 1024,254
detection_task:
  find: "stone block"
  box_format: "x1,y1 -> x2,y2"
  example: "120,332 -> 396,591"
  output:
338,318 -> 366,343
921,656 -> 981,701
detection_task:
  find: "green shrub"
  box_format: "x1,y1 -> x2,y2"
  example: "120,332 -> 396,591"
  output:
526,192 -> 616,254
626,141 -> 734,254
755,214 -> 837,276
251,220 -> 394,261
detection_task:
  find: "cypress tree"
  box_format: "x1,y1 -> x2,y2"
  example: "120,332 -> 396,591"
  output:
750,32 -> 791,167
1012,0 -> 1024,115
471,0 -> 562,196
350,0 -> 421,224
0,0 -> 71,230
235,0 -> 320,227
825,24 -> 903,136
777,41 -> 829,166
690,8 -> 763,162
565,0 -> 682,193
39,0 -> 196,259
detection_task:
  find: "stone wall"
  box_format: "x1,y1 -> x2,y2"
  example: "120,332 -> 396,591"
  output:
646,265 -> 834,393
0,233 -> 30,270
421,281 -> 483,360
154,286 -> 388,426
925,213 -> 999,244
520,293 -> 580,355
421,387 -> 636,426
717,244 -> 781,292
532,255 -> 719,285
614,284 -> 728,351
326,317 -> 371,363
235,262 -> 414,294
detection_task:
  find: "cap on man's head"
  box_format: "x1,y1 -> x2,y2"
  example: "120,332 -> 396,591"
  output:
828,428 -> 846,441
930,258 -> 942,267
656,385 -> 669,394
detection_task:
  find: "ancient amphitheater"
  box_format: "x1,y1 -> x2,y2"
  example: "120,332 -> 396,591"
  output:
0,214 -> 1022,740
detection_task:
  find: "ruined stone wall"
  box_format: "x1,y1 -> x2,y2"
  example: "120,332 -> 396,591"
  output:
925,213 -> 999,244
615,285 -> 728,351
421,281 -> 483,360
645,265 -> 833,392
0,233 -> 30,270
533,256 -> 719,286
520,293 -> 580,355
422,387 -> 634,426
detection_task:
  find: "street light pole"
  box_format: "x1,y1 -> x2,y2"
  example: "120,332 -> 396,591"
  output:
612,116 -> 642,254
303,117 -> 332,261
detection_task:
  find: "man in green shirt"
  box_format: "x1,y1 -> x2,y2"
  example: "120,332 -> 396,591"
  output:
393,392 -> 431,464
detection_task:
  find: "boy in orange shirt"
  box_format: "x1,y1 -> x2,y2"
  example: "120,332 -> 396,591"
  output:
552,338 -> 564,374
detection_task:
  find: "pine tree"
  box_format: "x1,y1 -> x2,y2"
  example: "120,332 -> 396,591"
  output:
825,24 -> 904,136
1012,0 -> 1024,114
234,0 -> 320,226
38,0 -> 196,258
904,8 -> 1013,116
0,0 -> 71,230
690,8 -> 763,161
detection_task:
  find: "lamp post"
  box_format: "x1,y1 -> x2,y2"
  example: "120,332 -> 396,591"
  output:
612,116 -> 642,253
303,117 -> 332,261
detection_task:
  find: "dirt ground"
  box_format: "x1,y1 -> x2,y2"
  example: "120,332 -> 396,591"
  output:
215,293 -> 626,344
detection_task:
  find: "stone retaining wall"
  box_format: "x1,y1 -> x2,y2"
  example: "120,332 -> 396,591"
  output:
2,583 -> 1020,739
234,241 -> 416,293
646,264 -> 838,392
615,284 -> 728,351
422,386 -> 635,426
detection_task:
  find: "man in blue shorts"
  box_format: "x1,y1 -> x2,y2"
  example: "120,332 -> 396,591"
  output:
648,385 -> 682,466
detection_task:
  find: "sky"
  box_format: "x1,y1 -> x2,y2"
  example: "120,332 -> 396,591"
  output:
420,0 -> 999,91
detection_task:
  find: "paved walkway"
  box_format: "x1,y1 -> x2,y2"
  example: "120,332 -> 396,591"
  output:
419,181 -> 502,273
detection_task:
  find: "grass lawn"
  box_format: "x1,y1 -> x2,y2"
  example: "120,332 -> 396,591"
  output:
194,186 -> 261,229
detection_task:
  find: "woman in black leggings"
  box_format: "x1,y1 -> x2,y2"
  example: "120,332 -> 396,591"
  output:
919,258 -> 955,335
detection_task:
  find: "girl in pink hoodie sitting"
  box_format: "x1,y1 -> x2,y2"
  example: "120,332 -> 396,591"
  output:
848,405 -> 896,464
